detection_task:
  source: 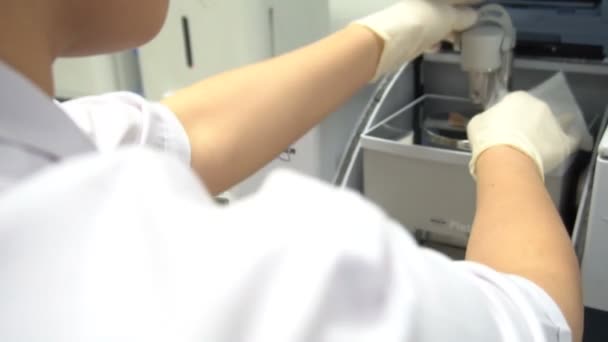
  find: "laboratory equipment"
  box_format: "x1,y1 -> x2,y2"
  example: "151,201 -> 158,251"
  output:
458,4 -> 516,108
334,0 -> 608,332
332,0 -> 608,322
420,109 -> 473,152
582,119 -> 608,313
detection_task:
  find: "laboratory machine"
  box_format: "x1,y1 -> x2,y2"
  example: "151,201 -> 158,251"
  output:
580,113 -> 608,319
332,0 -> 608,336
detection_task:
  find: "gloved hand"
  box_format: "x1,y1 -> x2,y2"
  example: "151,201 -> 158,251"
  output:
467,91 -> 584,180
353,0 -> 478,82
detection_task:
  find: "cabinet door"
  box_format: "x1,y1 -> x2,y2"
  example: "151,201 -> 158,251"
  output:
138,0 -> 273,101
53,51 -> 139,99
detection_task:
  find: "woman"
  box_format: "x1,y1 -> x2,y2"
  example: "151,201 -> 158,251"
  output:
0,0 -> 582,340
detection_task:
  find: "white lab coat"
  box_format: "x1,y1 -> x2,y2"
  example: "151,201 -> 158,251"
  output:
0,61 -> 571,341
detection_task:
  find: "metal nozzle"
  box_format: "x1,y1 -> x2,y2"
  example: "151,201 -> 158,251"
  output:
466,57 -> 511,108
468,71 -> 493,106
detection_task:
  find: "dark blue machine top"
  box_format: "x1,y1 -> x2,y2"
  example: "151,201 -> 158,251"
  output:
488,0 -> 608,57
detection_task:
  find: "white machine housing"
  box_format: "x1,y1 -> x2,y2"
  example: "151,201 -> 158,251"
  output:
582,125 -> 608,312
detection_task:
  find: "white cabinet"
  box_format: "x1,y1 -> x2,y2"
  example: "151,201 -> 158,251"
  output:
138,0 -> 339,199
138,0 -> 276,100
53,51 -> 140,99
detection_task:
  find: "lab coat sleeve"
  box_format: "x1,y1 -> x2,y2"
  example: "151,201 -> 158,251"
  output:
58,92 -> 191,164
219,170 -> 572,342
0,149 -> 571,342
457,261 -> 573,341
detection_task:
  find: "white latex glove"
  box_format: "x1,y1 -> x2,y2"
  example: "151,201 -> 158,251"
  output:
353,0 -> 478,82
467,91 -> 584,180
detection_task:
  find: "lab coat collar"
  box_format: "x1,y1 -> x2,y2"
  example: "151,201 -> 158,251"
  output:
0,61 -> 95,161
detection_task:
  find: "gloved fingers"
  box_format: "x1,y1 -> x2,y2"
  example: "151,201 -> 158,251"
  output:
443,32 -> 469,48
450,6 -> 479,31
427,33 -> 460,52
443,33 -> 455,44
425,43 -> 441,54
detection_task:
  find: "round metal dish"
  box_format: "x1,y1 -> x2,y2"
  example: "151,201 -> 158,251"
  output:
420,111 -> 473,152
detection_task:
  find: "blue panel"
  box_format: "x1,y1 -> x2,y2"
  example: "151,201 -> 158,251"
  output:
490,0 -> 608,56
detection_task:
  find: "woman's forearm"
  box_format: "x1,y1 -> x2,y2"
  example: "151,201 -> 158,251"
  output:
162,25 -> 382,194
466,146 -> 583,341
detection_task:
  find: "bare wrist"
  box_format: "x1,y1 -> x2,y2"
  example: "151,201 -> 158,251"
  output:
344,24 -> 384,80
476,145 -> 543,181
